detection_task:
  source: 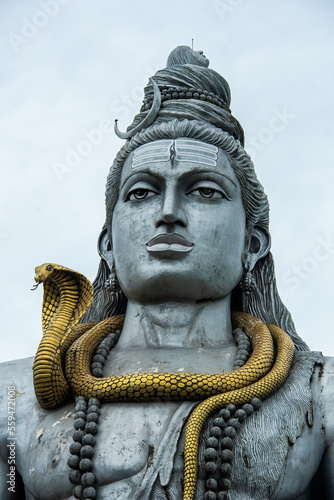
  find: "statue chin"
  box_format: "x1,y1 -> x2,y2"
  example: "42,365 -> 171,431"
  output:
117,268 -> 241,305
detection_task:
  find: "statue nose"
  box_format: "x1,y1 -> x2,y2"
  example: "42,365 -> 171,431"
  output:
155,190 -> 187,227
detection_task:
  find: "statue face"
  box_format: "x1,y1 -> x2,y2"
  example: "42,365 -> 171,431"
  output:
112,139 -> 246,303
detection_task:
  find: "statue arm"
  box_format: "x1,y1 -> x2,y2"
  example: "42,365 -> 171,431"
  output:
0,388 -> 23,499
0,358 -> 35,500
0,367 -> 15,499
319,356 -> 334,495
320,443 -> 334,495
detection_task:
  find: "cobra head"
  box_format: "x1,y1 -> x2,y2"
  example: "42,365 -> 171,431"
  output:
31,263 -> 56,290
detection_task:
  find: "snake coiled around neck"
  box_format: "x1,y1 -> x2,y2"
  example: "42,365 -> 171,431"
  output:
33,263 -> 294,500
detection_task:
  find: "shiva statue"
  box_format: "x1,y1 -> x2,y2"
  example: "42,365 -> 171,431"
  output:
0,46 -> 333,500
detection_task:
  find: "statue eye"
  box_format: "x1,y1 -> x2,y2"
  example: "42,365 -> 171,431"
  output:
126,189 -> 157,201
46,265 -> 52,271
189,187 -> 224,199
198,188 -> 216,198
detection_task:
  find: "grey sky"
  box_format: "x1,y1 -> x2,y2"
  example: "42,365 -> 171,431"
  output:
1,0 -> 334,362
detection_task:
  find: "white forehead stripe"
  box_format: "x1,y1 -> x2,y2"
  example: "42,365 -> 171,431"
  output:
175,139 -> 218,166
132,139 -> 218,168
132,140 -> 174,168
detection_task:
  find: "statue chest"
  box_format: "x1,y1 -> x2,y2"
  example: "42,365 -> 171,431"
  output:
16,391 -> 324,500
226,399 -> 325,500
194,352 -> 326,500
16,400 -> 181,499
12,352 -> 325,500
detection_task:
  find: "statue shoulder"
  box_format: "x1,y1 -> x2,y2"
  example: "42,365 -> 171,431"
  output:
322,354 -> 334,375
0,356 -> 34,389
0,357 -> 35,433
309,355 -> 334,497
320,356 -> 334,445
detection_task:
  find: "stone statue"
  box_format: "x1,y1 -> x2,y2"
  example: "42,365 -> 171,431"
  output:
0,46 -> 333,500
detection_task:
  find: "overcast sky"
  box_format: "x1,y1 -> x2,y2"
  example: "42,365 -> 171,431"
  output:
1,0 -> 334,363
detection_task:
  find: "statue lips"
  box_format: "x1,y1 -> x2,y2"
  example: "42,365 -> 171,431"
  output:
146,233 -> 194,253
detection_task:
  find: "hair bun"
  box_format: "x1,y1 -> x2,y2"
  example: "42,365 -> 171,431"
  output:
166,46 -> 210,68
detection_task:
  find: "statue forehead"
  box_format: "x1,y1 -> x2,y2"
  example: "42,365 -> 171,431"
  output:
120,139 -> 237,185
131,138 -> 219,169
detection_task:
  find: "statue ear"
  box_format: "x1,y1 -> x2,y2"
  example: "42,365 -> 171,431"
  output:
244,226 -> 271,272
97,226 -> 114,270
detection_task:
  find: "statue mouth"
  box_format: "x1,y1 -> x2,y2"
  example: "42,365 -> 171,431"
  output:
146,233 -> 194,253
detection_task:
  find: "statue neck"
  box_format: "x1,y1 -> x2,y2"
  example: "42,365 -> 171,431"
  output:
116,296 -> 235,349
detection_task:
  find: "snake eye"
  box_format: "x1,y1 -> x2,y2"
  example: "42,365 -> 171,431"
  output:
46,265 -> 52,271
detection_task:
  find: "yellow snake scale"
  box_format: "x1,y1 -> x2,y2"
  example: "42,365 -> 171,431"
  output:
33,263 -> 294,500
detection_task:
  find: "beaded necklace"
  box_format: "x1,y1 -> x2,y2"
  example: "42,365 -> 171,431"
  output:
67,327 -> 261,500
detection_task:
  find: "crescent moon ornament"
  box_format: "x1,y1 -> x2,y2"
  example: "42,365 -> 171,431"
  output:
114,78 -> 162,139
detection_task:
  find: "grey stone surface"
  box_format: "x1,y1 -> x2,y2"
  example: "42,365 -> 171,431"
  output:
0,46 -> 333,499
0,354 -> 334,499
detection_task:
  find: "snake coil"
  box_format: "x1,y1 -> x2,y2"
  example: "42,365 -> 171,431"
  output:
33,263 -> 294,500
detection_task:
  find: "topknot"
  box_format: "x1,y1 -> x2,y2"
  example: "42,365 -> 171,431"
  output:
166,45 -> 210,68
